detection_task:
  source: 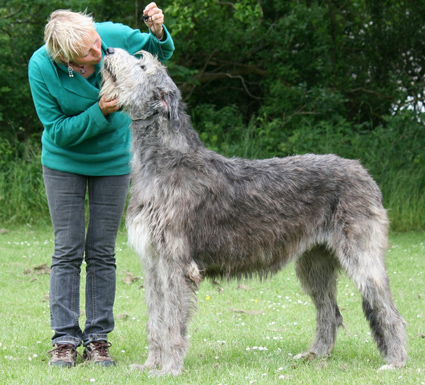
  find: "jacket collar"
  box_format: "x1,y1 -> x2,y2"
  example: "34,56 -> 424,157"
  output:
56,39 -> 109,99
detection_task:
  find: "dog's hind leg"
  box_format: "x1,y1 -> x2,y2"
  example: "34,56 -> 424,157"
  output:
294,245 -> 344,360
361,293 -> 407,371
339,235 -> 407,369
335,213 -> 407,370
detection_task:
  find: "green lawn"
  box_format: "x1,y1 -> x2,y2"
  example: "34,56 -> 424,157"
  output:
0,225 -> 424,384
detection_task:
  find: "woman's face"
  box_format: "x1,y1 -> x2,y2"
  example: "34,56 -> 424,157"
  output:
72,29 -> 102,65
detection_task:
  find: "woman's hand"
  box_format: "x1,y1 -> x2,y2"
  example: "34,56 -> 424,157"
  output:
99,94 -> 120,116
143,2 -> 165,40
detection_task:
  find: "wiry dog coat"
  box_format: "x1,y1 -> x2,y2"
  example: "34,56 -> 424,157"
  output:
101,48 -> 407,376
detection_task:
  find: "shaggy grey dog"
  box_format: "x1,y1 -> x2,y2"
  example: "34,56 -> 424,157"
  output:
101,48 -> 407,376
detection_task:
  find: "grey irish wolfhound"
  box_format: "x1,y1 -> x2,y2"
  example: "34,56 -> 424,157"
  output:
101,48 -> 407,376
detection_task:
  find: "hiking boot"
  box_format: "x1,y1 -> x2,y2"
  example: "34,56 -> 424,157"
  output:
48,343 -> 78,367
83,341 -> 116,367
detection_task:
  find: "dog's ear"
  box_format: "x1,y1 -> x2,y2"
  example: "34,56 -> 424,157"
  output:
165,92 -> 181,132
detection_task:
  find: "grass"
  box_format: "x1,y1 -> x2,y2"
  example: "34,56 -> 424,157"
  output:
0,225 -> 424,384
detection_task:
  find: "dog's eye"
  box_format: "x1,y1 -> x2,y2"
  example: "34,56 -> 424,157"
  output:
140,65 -> 146,70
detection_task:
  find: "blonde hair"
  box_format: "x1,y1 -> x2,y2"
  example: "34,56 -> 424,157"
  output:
44,9 -> 96,63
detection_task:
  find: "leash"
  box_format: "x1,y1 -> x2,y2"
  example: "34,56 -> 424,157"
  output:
142,14 -> 166,64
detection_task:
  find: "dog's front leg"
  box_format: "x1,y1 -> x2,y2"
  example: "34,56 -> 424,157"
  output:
148,252 -> 197,376
157,255 -> 196,376
130,255 -> 164,372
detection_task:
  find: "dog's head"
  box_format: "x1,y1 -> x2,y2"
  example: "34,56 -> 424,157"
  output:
101,48 -> 181,130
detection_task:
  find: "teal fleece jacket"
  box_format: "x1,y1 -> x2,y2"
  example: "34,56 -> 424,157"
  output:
28,22 -> 175,176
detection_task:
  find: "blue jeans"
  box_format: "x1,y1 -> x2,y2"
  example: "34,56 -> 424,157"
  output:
43,166 -> 130,347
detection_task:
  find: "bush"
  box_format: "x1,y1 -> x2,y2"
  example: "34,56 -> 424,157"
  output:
0,136 -> 48,225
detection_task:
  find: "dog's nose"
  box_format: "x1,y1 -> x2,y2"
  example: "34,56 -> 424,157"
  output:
106,47 -> 115,55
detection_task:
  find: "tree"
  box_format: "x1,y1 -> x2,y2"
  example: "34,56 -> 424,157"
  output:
164,0 -> 425,133
1,0 -> 425,143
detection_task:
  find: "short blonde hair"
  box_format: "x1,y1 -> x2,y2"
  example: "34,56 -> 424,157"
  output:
44,9 -> 96,63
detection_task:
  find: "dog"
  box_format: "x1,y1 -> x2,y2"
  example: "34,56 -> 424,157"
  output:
101,48 -> 407,376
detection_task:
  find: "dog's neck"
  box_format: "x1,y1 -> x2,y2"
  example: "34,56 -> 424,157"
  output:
130,105 -> 205,157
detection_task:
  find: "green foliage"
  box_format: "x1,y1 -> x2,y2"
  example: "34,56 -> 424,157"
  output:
1,0 -> 425,229
163,0 -> 425,129
0,135 -> 47,224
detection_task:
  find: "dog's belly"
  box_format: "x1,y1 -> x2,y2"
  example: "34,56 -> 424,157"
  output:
194,236 -> 310,279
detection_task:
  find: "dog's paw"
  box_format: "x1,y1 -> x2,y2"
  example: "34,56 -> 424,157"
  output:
148,369 -> 177,377
377,364 -> 396,371
147,365 -> 183,377
148,369 -> 166,377
129,363 -> 148,371
293,352 -> 317,361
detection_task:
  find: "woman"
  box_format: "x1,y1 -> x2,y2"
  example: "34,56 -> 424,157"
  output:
28,3 -> 174,367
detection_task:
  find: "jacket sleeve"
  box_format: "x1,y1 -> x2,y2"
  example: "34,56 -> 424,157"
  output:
136,25 -> 175,62
101,22 -> 175,62
28,58 -> 115,148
